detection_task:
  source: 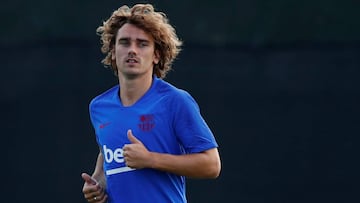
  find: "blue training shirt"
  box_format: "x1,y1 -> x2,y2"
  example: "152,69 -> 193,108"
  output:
89,76 -> 218,203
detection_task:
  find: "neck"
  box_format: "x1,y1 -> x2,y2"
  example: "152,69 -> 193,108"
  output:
118,73 -> 153,107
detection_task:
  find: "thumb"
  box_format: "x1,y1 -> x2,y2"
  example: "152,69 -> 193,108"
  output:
127,129 -> 141,144
81,173 -> 97,185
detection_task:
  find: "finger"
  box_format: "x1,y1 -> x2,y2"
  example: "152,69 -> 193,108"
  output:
81,173 -> 97,185
86,191 -> 103,203
83,186 -> 100,199
127,129 -> 141,144
95,192 -> 107,203
87,196 -> 96,203
92,184 -> 104,196
84,185 -> 101,194
98,194 -> 108,203
83,182 -> 102,196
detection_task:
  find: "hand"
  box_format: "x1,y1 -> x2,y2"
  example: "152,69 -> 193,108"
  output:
81,173 -> 107,203
123,129 -> 153,169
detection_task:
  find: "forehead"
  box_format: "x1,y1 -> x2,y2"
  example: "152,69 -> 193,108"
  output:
116,23 -> 154,41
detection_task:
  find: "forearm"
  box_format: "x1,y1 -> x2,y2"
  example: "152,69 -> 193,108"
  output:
150,148 -> 221,178
92,152 -> 106,189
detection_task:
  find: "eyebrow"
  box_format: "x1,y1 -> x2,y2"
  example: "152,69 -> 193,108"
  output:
118,37 -> 150,43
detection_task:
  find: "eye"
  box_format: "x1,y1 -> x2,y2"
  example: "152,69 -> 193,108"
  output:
118,39 -> 130,46
139,41 -> 148,47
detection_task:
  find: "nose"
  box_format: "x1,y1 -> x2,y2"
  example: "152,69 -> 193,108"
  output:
128,42 -> 137,56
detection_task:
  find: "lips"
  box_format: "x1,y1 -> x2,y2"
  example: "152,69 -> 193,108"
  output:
126,58 -> 138,63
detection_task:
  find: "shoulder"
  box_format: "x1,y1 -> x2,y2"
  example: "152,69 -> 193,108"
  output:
89,85 -> 119,108
156,79 -> 198,110
156,79 -> 194,101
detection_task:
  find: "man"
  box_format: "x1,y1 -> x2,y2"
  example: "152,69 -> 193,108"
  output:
81,4 -> 221,203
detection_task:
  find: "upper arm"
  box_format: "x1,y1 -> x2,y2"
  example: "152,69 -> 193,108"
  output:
172,91 -> 218,153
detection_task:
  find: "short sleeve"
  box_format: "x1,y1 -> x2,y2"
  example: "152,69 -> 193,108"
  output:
172,90 -> 218,153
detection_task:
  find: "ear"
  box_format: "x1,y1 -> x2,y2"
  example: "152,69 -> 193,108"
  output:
153,50 -> 160,65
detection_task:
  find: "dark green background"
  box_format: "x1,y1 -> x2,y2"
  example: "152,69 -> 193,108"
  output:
2,0 -> 359,202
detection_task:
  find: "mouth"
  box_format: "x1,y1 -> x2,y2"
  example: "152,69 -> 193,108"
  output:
126,58 -> 139,64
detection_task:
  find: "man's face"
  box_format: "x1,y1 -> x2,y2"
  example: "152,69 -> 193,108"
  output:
112,23 -> 159,78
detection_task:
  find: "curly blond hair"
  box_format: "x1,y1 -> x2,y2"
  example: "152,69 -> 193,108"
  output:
96,4 -> 182,78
